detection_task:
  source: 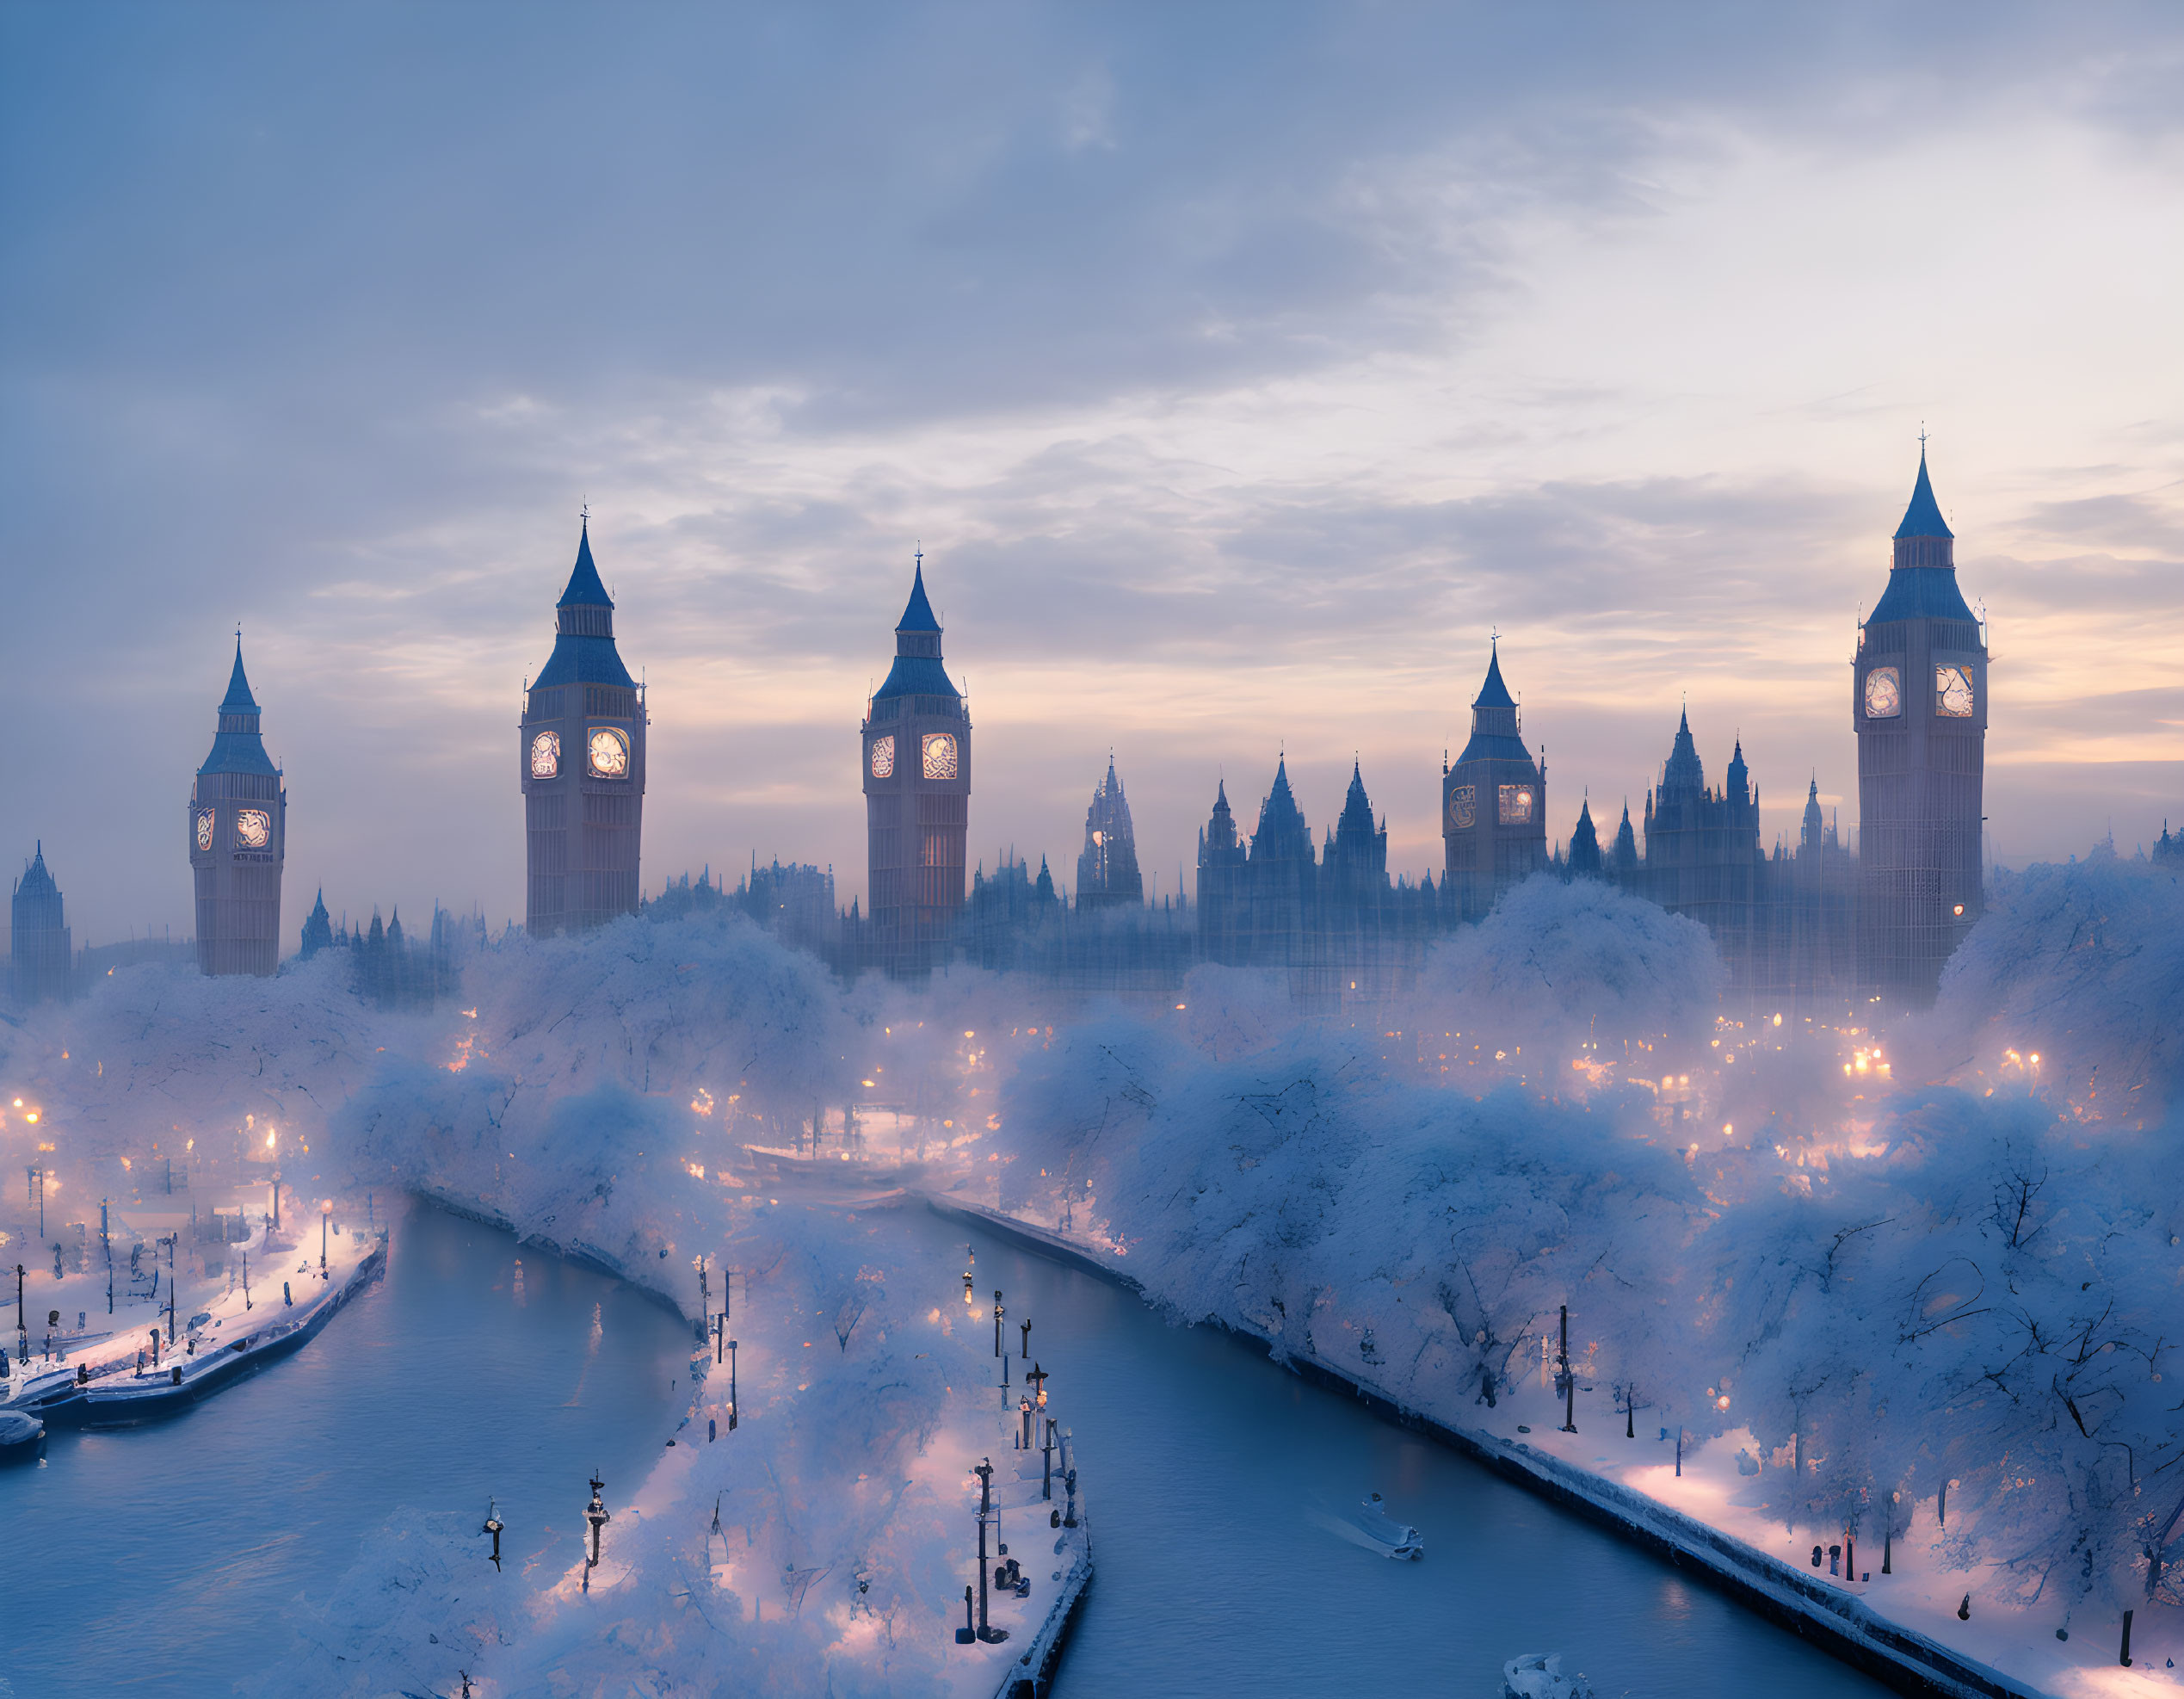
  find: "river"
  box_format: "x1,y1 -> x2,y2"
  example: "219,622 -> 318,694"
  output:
0,1198 -> 692,1697
5,1194 -> 1893,1697
952,1220 -> 1895,1699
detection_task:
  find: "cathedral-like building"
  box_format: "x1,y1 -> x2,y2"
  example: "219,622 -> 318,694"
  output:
9,843 -> 72,1004
861,555 -> 970,975
1075,760 -> 1143,909
521,519 -> 646,936
1854,448 -> 1987,1004
189,638 -> 286,976
1444,645 -> 1547,920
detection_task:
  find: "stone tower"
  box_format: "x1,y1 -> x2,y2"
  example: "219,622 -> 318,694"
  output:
9,843 -> 72,1004
1854,448 -> 1986,1004
190,638 -> 286,975
1443,644 -> 1546,920
1075,758 -> 1143,910
522,519 -> 646,936
861,555 -> 970,974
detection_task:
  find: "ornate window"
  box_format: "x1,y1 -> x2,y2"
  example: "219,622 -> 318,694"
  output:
1498,784 -> 1534,825
1934,665 -> 1975,718
1863,665 -> 1902,720
922,732 -> 959,780
1448,784 -> 1476,831
195,810 -> 215,852
869,734 -> 895,779
529,730 -> 560,779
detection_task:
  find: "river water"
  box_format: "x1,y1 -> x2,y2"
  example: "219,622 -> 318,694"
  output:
0,1198 -> 692,1697
5,1195 -> 1891,1697
953,1222 -> 1894,1699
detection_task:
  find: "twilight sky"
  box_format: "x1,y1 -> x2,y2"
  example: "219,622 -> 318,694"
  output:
4,3 -> 2182,948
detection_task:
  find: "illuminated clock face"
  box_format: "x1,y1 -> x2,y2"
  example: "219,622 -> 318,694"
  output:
588,726 -> 629,777
195,810 -> 215,851
1864,665 -> 1902,719
235,809 -> 272,850
869,734 -> 895,778
530,729 -> 560,778
922,732 -> 959,780
1498,784 -> 1535,825
1935,665 -> 1975,718
1448,784 -> 1476,831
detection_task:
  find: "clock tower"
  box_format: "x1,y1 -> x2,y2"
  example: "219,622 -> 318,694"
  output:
1443,643 -> 1546,920
521,518 -> 646,936
861,554 -> 969,976
1854,447 -> 1986,1006
189,637 -> 286,976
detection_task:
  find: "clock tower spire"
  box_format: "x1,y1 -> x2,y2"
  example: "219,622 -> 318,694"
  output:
190,633 -> 286,974
861,553 -> 969,975
1854,442 -> 1986,1006
521,516 -> 646,936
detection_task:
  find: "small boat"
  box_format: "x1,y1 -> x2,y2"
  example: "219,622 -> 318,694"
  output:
1354,1492 -> 1425,1560
1503,1652 -> 1595,1699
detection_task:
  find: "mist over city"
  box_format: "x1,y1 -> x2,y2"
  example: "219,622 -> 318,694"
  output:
4,8 -> 2182,1699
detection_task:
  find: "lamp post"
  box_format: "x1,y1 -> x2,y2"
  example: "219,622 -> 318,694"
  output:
583,1473 -> 610,1591
14,1264 -> 24,1361
1020,1317 -> 1031,1361
321,1200 -> 332,1275
964,1243 -> 975,1307
727,1338 -> 738,1430
972,1458 -> 1008,1644
483,1497 -> 504,1570
1027,1362 -> 1048,1411
992,1291 -> 1003,1357
1042,1417 -> 1056,1501
270,1171 -> 280,1233
162,1233 -> 177,1350
1018,1394 -> 1033,1450
697,1256 -> 708,1349
1556,1304 -> 1578,1434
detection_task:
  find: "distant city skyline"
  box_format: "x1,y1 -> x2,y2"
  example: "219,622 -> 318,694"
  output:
5,6 -> 2181,948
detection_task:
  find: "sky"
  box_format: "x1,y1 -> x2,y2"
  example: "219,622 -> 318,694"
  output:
4,3 -> 2182,948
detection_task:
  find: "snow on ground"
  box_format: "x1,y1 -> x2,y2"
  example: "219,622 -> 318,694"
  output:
991,860 -> 2184,1696
3,854 -> 2180,1696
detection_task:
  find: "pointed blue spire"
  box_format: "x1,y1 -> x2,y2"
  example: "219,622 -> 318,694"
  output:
220,634 -> 259,713
896,554 -> 941,633
1472,642 -> 1516,709
558,518 -> 614,609
1894,447 -> 1953,541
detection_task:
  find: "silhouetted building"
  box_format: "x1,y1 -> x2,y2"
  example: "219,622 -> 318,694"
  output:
1641,713 -> 1764,982
1855,448 -> 1987,1005
1566,800 -> 1602,878
1075,761 -> 1143,910
9,843 -> 72,1004
299,889 -> 333,959
522,518 -> 646,936
1444,645 -> 1546,920
2157,822 -> 2183,868
190,638 -> 286,976
861,554 -> 971,977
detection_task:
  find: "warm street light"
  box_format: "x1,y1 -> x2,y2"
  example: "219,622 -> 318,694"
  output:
971,1458 -> 1009,1644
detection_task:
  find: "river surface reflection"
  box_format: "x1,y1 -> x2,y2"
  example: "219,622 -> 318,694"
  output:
2,1198 -> 690,1697
951,1221 -> 1894,1699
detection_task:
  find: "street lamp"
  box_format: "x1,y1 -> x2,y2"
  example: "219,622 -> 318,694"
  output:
727,1339 -> 738,1430
583,1473 -> 610,1593
483,1498 -> 504,1570
1556,1304 -> 1577,1434
971,1458 -> 1009,1644
992,1291 -> 1003,1357
1020,1316 -> 1032,1361
321,1200 -> 333,1275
